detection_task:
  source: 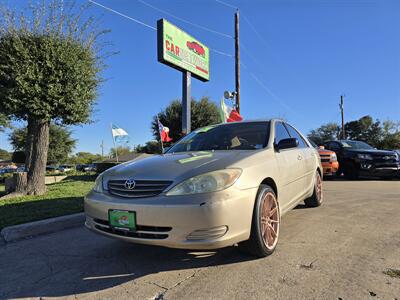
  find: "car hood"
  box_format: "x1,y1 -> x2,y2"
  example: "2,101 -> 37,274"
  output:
344,149 -> 395,156
103,150 -> 256,183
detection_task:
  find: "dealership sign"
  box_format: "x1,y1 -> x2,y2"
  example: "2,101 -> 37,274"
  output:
157,19 -> 210,81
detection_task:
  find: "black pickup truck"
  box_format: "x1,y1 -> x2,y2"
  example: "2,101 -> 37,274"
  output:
324,140 -> 400,179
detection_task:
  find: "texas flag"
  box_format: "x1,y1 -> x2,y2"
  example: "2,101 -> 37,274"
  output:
157,119 -> 173,142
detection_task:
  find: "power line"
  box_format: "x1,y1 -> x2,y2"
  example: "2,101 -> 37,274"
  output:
89,0 -> 156,30
215,0 -> 237,10
89,0 -> 233,58
241,12 -> 271,50
138,0 -> 233,39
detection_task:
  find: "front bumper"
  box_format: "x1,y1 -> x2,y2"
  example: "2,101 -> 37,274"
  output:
357,160 -> 400,178
84,186 -> 257,250
321,161 -> 339,176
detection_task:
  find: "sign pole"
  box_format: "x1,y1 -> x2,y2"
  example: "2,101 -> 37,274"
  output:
235,10 -> 241,113
110,123 -> 119,163
182,71 -> 191,135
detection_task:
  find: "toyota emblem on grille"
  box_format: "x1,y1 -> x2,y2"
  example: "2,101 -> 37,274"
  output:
124,179 -> 136,190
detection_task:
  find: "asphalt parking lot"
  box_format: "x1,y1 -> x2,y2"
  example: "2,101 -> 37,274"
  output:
1,180 -> 399,300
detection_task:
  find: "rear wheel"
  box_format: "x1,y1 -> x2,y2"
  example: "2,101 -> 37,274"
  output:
239,185 -> 280,257
304,171 -> 323,207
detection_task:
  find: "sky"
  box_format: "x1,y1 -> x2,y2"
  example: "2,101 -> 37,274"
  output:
1,0 -> 399,155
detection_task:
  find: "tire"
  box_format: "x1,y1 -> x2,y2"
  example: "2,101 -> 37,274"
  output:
238,185 -> 280,258
304,171 -> 323,207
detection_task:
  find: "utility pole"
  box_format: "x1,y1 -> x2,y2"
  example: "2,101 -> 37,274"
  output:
100,140 -> 104,158
235,9 -> 240,113
340,95 -> 345,139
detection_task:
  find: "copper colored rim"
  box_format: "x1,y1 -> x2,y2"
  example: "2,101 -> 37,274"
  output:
316,172 -> 322,202
260,191 -> 280,250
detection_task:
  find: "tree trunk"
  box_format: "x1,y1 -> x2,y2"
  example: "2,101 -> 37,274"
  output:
14,172 -> 27,193
25,118 -> 36,172
26,120 -> 50,195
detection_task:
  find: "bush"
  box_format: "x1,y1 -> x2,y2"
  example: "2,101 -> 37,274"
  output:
0,172 -> 13,183
95,162 -> 120,173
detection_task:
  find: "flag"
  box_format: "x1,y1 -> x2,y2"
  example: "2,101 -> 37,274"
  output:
220,98 -> 243,123
157,119 -> 173,142
111,124 -> 129,143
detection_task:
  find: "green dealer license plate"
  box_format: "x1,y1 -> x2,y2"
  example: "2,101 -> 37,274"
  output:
108,210 -> 136,230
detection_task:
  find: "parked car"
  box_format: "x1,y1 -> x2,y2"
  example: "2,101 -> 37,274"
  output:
46,165 -> 59,173
59,165 -> 74,172
309,141 -> 339,177
324,140 -> 400,179
85,120 -> 323,257
83,164 -> 96,172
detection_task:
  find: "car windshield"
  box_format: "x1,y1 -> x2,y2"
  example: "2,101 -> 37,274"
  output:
340,140 -> 374,150
167,122 -> 270,153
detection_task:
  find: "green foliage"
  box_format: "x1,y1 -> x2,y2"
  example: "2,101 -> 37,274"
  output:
0,148 -> 11,160
109,146 -> 131,158
307,123 -> 340,145
136,141 -> 162,154
0,175 -> 95,229
0,1 -> 109,124
151,97 -> 221,142
0,113 -> 9,132
9,123 -> 76,164
68,152 -> 103,165
96,162 -> 119,173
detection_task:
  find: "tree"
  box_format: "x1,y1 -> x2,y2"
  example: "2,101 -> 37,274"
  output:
308,116 -> 400,149
345,115 -> 382,146
151,97 -> 220,142
136,141 -> 162,154
307,122 -> 340,145
109,146 -> 131,159
0,148 -> 11,160
9,124 -> 76,165
68,152 -> 103,165
0,1 -> 110,195
0,113 -> 9,132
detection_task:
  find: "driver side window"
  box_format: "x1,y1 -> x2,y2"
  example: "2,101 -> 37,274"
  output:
274,122 -> 291,144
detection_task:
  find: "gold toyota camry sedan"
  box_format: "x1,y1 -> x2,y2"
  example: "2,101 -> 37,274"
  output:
85,119 -> 323,257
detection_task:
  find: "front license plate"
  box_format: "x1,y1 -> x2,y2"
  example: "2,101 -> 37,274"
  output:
108,210 -> 136,230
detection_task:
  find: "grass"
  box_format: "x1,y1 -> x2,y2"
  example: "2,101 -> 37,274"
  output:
0,175 -> 95,230
383,268 -> 400,279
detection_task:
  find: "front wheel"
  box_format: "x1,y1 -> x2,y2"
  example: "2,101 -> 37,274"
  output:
238,185 -> 280,257
304,171 -> 323,207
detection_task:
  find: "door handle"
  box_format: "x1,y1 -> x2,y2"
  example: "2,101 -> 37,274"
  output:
297,155 -> 303,160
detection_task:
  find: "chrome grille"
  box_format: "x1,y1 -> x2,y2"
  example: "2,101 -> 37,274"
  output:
108,180 -> 173,198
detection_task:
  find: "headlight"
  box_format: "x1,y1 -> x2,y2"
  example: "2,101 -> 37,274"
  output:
357,153 -> 373,160
394,152 -> 399,161
166,169 -> 242,196
93,174 -> 103,193
330,153 -> 337,162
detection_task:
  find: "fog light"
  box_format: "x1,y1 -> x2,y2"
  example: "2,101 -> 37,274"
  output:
361,164 -> 372,169
187,226 -> 228,241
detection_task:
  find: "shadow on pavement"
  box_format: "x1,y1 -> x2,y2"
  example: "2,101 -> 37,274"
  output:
0,227 -> 254,298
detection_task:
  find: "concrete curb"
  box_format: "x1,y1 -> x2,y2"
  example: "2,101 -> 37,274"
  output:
0,213 -> 85,243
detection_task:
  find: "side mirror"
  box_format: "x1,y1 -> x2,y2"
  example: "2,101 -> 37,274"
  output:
163,147 -> 170,154
276,138 -> 298,151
